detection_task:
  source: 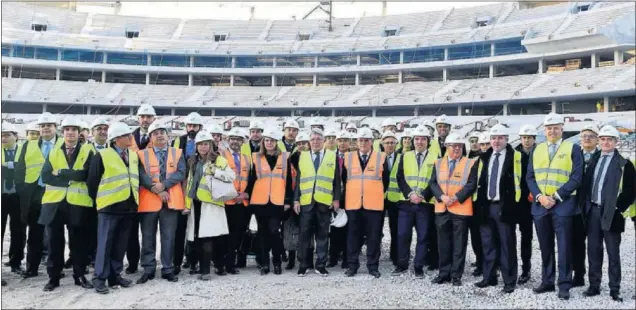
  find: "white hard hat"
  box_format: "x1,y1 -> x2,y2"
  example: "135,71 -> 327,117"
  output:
489,124 -> 508,137
309,118 -> 324,127
468,131 -> 480,139
262,128 -> 280,141
421,120 -> 435,129
248,120 -> 264,131
478,132 -> 490,144
1,123 -> 18,134
381,131 -> 397,141
228,127 -> 244,139
444,132 -> 464,144
400,129 -> 412,139
80,121 -> 90,130
371,127 -> 382,134
411,126 -> 431,138
336,130 -> 351,140
90,117 -> 109,130
543,112 -> 563,126
26,122 -> 39,132
184,112 -> 204,126
148,122 -> 169,135
357,127 -> 374,139
37,112 -> 57,125
325,128 -> 337,137
381,118 -> 396,128
61,117 -> 83,129
136,104 -> 156,116
598,125 -> 620,138
330,208 -> 348,228
580,124 -> 599,135
207,123 -> 223,135
107,122 -> 133,141
296,131 -> 309,142
435,114 -> 451,126
284,120 -> 300,130
194,130 -> 213,144
346,123 -> 357,130
518,125 -> 537,136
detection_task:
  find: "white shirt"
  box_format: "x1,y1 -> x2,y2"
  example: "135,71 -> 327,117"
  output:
487,149 -> 506,201
311,149 -> 325,166
386,152 -> 395,171
415,150 -> 428,170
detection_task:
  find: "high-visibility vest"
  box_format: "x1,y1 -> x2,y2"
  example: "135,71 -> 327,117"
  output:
429,139 -> 442,159
344,151 -> 386,211
298,150 -> 336,206
532,141 -> 575,196
399,151 -> 437,203
95,148 -> 139,210
222,149 -> 251,206
373,140 -> 381,152
472,151 -> 522,202
277,141 -> 298,189
386,153 -> 403,202
240,143 -> 252,157
434,156 -> 477,216
185,156 -> 228,209
250,152 -> 289,206
23,138 -> 64,184
137,147 -> 185,212
41,144 -> 94,207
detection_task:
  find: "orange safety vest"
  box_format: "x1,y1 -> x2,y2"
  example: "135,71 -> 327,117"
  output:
344,151 -> 386,211
129,132 -> 153,153
137,147 -> 185,212
250,152 -> 289,206
222,149 -> 251,206
434,156 -> 476,216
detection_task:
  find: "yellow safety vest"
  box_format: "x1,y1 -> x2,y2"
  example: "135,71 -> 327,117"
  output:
298,150 -> 336,206
240,143 -> 252,157
472,151 -> 522,202
532,141 -> 575,196
95,148 -> 139,210
404,151 -> 436,202
373,140 -> 381,152
185,156 -> 228,209
386,154 -> 403,202
41,144 -> 94,207
277,140 -> 297,154
429,139 -> 442,159
23,138 -> 64,184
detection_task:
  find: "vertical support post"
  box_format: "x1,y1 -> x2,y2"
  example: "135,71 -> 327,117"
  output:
603,96 -> 610,113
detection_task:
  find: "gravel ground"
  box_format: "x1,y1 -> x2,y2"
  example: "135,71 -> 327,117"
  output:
2,218 -> 635,309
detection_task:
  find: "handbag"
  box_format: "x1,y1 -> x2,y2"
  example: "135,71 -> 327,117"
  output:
206,174 -> 238,202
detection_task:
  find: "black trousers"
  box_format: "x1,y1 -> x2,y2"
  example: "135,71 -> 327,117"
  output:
384,201 -> 399,265
572,213 -> 586,277
298,204 -> 331,269
46,204 -> 89,279
225,204 -> 246,269
468,214 -> 483,267
87,209 -> 98,264
93,212 -> 133,283
173,212 -> 188,269
1,193 -> 25,268
255,205 -> 284,268
517,214 -> 533,274
586,206 -> 621,292
534,212 -> 573,291
239,205 -> 260,265
346,209 -> 383,272
397,203 -> 433,269
479,203 -> 517,286
193,237 -> 213,274
25,187 -> 45,273
436,211 -> 469,279
329,224 -> 347,264
125,214 -> 140,270
426,207 -> 438,268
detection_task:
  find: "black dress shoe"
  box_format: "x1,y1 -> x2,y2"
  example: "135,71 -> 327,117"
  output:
235,259 -> 246,269
3,262 -> 10,267
125,267 -> 137,275
583,287 -> 600,297
182,260 -> 191,269
2,279 -> 7,286
189,267 -> 200,275
43,280 -> 60,291
344,268 -> 357,277
173,266 -> 181,276
260,267 -> 270,275
136,273 -> 154,284
391,266 -> 407,276
327,261 -> 338,268
22,270 -> 39,279
533,284 -> 556,294
610,291 -> 623,302
64,257 -> 73,269
474,278 -> 498,288
369,270 -> 381,278
341,262 -> 349,269
572,275 -> 585,287
109,276 -> 133,288
73,275 -> 94,289
517,273 -> 530,285
414,268 -> 424,279
427,265 -> 438,271
93,281 -> 109,294
315,267 -> 329,276
215,268 -> 227,276
471,267 -> 483,277
432,276 -> 451,284
161,273 -> 178,282
273,265 -> 282,275
285,261 -> 295,270
11,266 -> 25,274
452,278 -> 462,286
226,268 -> 239,275
558,290 -> 570,300
502,285 -> 515,293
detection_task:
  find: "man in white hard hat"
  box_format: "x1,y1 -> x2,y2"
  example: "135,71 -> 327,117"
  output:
26,122 -> 41,141
87,122 -> 139,294
2,124 -> 26,285
294,132 -> 310,152
207,123 -> 225,150
382,118 -> 397,134
328,130 -> 352,268
171,112 -> 204,275
434,115 -> 452,156
579,125 -> 634,302
247,120 -> 264,153
478,133 -> 490,153
14,112 -> 63,279
428,132 -> 478,286
514,124 -> 537,285
468,132 -> 481,158
381,131 -> 400,268
324,129 -> 337,151
131,103 -> 156,152
90,118 -> 110,150
136,122 -> 186,284
309,118 -> 325,132
580,124 -> 600,169
39,117 -> 96,291
345,123 -> 357,134
279,120 -> 299,153
79,121 -> 90,144
472,124 -> 522,294
527,112 -> 583,300
342,127 -> 390,278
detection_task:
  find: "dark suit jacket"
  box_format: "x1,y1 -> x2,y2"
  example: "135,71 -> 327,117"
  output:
527,141 -> 583,217
290,150 -> 342,212
132,127 -> 151,150
2,145 -> 18,194
39,143 -> 93,226
579,150 -> 635,232
474,144 -> 518,224
428,156 -> 478,206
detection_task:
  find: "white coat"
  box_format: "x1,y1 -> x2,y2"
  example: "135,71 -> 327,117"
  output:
186,162 -> 236,241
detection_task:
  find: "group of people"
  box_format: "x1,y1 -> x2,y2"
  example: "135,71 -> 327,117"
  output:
1,106 -> 635,302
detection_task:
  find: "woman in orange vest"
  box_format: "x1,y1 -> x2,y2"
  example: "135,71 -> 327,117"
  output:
245,129 -> 293,276
427,133 -> 479,287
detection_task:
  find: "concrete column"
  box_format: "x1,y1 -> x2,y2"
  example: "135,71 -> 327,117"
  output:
231,56 -> 236,68
87,106 -> 92,115
291,110 -> 295,117
9,46 -> 14,57
591,53 -> 598,68
503,103 -> 508,116
171,108 -> 176,116
7,66 -> 12,78
551,100 -> 557,113
101,71 -> 106,82
414,107 -> 419,116
444,48 -> 449,61
614,50 -> 623,65
603,96 -> 610,112
489,64 -> 494,78
129,107 -> 134,115
313,75 -> 317,86
57,49 -> 62,61
314,56 -> 319,68
56,69 -> 60,80
272,57 -> 277,68
147,54 -> 152,66
42,103 -> 48,113
491,43 -> 495,57
372,108 -> 377,117
103,52 -> 107,64
188,74 -> 193,86
398,71 -> 403,83
211,109 -> 216,116
356,54 -> 361,66
331,109 -> 336,117
230,74 -> 234,86
146,73 -> 150,85
538,59 -> 544,73
271,75 -> 276,87
355,74 -> 360,85
457,105 -> 462,116
251,110 -> 256,117
190,56 -> 194,67
443,68 -> 448,81
399,51 -> 404,64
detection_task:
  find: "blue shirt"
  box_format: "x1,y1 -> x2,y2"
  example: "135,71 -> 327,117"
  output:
153,146 -> 169,182
185,138 -> 196,158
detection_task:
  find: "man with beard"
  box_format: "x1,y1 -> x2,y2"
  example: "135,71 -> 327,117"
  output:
172,112 -> 204,275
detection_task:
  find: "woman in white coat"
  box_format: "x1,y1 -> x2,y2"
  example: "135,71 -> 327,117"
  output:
185,131 -> 236,281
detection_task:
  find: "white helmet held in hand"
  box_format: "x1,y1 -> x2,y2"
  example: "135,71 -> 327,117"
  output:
136,104 -> 156,116
107,122 -> 133,141
331,208 -> 348,228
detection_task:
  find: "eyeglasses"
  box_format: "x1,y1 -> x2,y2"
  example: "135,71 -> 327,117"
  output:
581,134 -> 597,140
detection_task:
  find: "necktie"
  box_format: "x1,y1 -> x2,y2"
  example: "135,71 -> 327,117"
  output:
549,144 -> 557,161
66,146 -> 75,162
141,134 -> 148,145
489,153 -> 500,200
417,153 -> 423,168
361,154 -> 368,165
233,152 -> 241,173
592,155 -> 608,203
120,150 -> 128,165
388,154 -> 393,171
313,152 -> 321,171
448,159 -> 456,178
584,153 -> 592,164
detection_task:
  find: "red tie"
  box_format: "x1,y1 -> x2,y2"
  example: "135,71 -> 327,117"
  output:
66,147 -> 74,161
121,150 -> 128,164
338,154 -> 344,172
